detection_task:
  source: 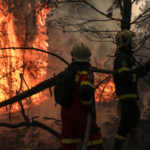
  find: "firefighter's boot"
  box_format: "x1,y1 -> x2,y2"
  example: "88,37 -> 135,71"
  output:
128,130 -> 139,146
112,138 -> 124,150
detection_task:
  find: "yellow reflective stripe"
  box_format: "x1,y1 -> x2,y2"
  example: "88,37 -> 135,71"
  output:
118,94 -> 137,100
61,139 -> 78,144
80,81 -> 94,88
118,67 -> 130,73
116,134 -> 126,140
75,74 -> 79,81
132,74 -> 136,82
132,127 -> 138,131
88,139 -> 103,146
88,141 -> 91,146
77,71 -> 88,75
62,138 -> 103,145
81,99 -> 92,105
92,139 -> 103,145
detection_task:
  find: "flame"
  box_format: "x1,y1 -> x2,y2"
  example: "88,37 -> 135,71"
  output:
94,59 -> 117,103
0,1 -> 50,113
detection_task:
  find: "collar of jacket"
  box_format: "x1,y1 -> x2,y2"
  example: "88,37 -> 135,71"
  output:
120,46 -> 134,56
68,62 -> 91,71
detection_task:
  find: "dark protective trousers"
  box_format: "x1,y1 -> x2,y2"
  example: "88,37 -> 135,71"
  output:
116,100 -> 141,139
61,102 -> 103,150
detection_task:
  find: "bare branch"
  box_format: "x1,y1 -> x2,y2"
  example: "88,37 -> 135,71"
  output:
94,75 -> 112,90
131,8 -> 150,24
134,34 -> 150,52
0,47 -> 69,65
132,15 -> 150,24
118,0 -> 123,16
83,0 -> 119,21
0,76 -> 57,108
131,0 -> 136,4
43,117 -> 62,125
0,118 -> 61,139
54,0 -> 119,21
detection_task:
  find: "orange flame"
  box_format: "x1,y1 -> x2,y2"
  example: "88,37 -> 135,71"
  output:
94,59 -> 117,103
0,1 -> 50,113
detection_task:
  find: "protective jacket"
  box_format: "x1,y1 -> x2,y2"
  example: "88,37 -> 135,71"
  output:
113,50 -> 138,101
61,62 -> 103,150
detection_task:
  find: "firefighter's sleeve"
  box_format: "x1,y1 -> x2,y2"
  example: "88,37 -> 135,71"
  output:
79,73 -> 94,110
116,57 -> 136,83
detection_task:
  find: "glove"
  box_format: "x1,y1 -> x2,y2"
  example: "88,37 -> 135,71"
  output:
137,66 -> 147,78
146,60 -> 150,72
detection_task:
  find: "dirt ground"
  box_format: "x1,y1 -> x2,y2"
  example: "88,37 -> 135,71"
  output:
0,101 -> 150,150
0,118 -> 150,150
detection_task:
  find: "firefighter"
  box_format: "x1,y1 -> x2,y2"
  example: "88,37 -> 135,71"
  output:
61,42 -> 103,150
112,30 -> 148,150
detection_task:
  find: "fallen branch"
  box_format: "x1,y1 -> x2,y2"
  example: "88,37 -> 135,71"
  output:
0,65 -> 137,108
0,116 -> 61,139
0,76 -> 57,108
43,117 -> 62,125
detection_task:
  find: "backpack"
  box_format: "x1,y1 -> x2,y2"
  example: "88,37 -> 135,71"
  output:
54,67 -> 78,106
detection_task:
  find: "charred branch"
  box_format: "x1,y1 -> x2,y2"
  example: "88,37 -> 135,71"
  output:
19,100 -> 30,122
0,47 -> 69,65
0,75 -> 57,108
43,117 -> 62,125
0,116 -> 61,139
14,73 -> 30,122
94,75 -> 112,90
0,62 -> 28,81
0,68 -> 118,108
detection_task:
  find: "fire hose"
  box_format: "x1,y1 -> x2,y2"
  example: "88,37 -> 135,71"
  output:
0,67 -> 138,108
82,112 -> 92,150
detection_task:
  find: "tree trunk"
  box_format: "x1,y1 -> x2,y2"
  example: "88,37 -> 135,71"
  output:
121,0 -> 132,30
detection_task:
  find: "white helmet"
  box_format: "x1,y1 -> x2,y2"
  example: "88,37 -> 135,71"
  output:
71,42 -> 91,62
115,30 -> 136,48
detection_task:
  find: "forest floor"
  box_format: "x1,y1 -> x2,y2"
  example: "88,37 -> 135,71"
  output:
0,100 -> 150,150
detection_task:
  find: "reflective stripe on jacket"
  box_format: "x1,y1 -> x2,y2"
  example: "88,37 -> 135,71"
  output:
73,70 -> 94,110
113,52 -> 138,100
61,138 -> 103,145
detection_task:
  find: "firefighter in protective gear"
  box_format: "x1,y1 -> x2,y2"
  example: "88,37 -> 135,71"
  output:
71,42 -> 91,62
61,42 -> 103,150
112,30 -> 147,150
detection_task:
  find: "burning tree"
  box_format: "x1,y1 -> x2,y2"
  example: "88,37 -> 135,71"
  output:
0,0 -> 51,114
0,0 -> 150,149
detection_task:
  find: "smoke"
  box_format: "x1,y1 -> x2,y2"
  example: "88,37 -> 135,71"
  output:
2,1 -> 150,150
